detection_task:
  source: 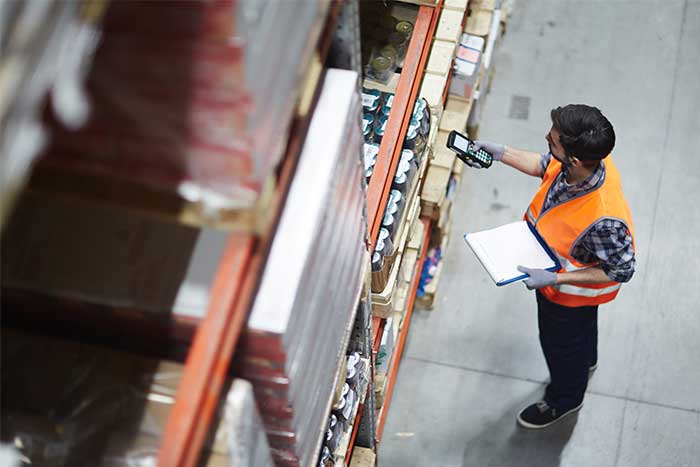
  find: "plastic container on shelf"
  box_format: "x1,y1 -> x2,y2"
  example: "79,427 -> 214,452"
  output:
388,31 -> 409,61
375,227 -> 394,257
362,87 -> 382,113
372,251 -> 385,272
373,114 -> 389,144
366,54 -> 393,83
401,149 -> 418,171
362,113 -> 375,142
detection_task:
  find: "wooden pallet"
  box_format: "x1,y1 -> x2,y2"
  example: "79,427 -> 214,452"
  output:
465,8 -> 492,37
420,163 -> 452,207
439,96 -> 473,133
444,0 -> 469,12
27,166 -> 277,233
469,0 -> 497,10
350,447 -> 376,467
435,8 -> 464,43
426,39 -> 456,77
419,72 -> 448,108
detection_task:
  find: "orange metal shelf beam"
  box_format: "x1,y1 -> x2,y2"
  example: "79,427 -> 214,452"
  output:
345,387 -> 368,467
366,2 -> 443,252
158,235 -> 255,467
372,316 -> 385,354
376,217 -> 432,441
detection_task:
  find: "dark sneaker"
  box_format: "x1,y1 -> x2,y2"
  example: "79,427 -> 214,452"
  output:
589,361 -> 598,372
517,400 -> 582,429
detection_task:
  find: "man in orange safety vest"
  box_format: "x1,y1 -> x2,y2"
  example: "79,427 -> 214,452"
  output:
470,104 -> 635,428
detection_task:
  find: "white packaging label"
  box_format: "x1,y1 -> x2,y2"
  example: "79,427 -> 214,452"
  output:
362,93 -> 379,108
364,143 -> 379,159
461,33 -> 485,51
454,58 -> 477,76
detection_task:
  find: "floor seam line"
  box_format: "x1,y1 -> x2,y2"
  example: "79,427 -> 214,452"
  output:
406,355 -> 700,415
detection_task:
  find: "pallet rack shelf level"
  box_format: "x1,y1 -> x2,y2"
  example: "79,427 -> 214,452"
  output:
376,217 -> 432,441
158,98 -> 313,466
157,4 -> 344,465
366,1 -> 443,251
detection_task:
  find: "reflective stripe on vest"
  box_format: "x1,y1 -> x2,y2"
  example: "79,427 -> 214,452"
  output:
525,156 -> 635,307
557,282 -> 621,297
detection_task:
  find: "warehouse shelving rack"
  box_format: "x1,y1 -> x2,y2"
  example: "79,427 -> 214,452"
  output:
1,3 -> 344,467
349,1 -> 444,462
156,3 -> 348,465
366,1 -> 443,252
1,0 -> 457,465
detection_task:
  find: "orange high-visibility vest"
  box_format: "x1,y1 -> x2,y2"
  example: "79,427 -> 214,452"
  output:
524,156 -> 635,307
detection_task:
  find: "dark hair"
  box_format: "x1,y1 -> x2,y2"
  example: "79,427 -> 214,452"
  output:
550,104 -> 615,161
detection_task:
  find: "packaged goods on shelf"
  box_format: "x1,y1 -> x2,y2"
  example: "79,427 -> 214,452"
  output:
316,353 -> 370,465
0,0 -> 106,227
236,70 -> 367,467
360,3 -> 416,85
39,0 -> 326,214
449,34 -> 485,100
370,97 -> 430,283
1,193 -> 229,319
417,246 -> 443,298
0,330 -> 272,467
375,316 -> 396,377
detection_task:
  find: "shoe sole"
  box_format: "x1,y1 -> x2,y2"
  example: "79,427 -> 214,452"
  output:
516,403 -> 583,429
589,363 -> 598,372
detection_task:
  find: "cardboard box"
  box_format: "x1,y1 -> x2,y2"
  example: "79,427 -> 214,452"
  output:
449,34 -> 484,100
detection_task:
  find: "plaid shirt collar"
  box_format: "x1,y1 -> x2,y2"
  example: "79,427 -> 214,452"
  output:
557,161 -> 605,193
544,159 -> 606,212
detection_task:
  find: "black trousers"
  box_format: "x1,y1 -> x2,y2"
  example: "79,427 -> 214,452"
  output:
537,290 -> 598,411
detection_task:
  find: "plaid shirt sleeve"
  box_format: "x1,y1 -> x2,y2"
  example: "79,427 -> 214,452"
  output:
572,219 -> 636,282
540,152 -> 552,177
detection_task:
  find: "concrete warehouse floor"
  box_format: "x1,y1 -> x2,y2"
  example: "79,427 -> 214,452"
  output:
378,1 -> 700,466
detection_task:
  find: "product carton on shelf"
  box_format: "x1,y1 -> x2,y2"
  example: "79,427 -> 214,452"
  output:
449,33 -> 484,101
236,70 -> 367,467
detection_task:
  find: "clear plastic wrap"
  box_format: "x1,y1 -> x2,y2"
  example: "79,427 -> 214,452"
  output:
39,0 -> 325,214
0,0 -> 104,227
1,330 -> 272,467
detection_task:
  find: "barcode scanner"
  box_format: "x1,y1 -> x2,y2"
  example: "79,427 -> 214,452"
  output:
446,130 -> 493,168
